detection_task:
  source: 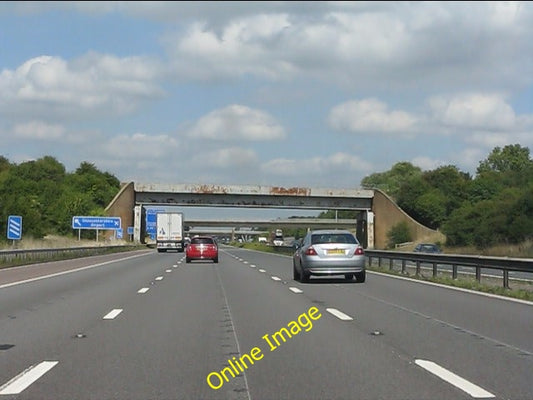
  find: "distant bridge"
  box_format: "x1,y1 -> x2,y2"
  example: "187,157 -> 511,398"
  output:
105,183 -> 443,249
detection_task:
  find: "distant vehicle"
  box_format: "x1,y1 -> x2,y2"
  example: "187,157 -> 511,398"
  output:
413,243 -> 442,253
156,212 -> 184,253
186,236 -> 219,263
293,229 -> 365,283
272,228 -> 284,246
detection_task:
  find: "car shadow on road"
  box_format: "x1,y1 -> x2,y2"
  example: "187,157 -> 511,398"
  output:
295,277 -> 363,284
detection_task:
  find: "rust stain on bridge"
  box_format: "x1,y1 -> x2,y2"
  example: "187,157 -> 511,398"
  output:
269,186 -> 311,196
193,185 -> 229,194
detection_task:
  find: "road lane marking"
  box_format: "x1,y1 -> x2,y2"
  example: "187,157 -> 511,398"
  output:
250,264 -> 256,268
103,309 -> 123,320
0,252 -> 152,289
271,276 -> 281,281
137,288 -> 150,294
243,261 -> 249,264
0,361 -> 58,395
258,269 -> 266,273
415,359 -> 494,398
368,270 -> 533,306
289,287 -> 303,293
155,276 -> 164,281
326,308 -> 353,321
165,269 -> 172,272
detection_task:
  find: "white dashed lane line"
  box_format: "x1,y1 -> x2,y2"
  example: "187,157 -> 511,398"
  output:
250,264 -> 256,268
258,269 -> 266,273
415,359 -> 495,398
0,361 -> 58,395
103,309 -> 123,320
289,287 -> 303,293
271,276 -> 281,281
165,269 -> 172,273
326,308 -> 353,321
137,288 -> 150,294
155,276 -> 164,281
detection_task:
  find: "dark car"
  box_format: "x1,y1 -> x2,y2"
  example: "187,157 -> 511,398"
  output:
186,236 -> 219,263
292,229 -> 365,283
413,243 -> 442,253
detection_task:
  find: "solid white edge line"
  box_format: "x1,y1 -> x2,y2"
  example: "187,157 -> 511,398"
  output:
0,361 -> 58,395
0,252 -> 152,289
326,308 -> 353,321
103,309 -> 123,320
369,270 -> 533,306
289,287 -> 303,293
415,359 -> 495,398
137,288 -> 150,294
271,276 -> 281,281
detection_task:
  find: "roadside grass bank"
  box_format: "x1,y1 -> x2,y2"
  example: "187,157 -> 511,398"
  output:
231,241 -> 533,303
0,235 -> 147,269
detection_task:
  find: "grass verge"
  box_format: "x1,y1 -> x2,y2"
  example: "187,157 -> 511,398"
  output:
367,265 -> 533,302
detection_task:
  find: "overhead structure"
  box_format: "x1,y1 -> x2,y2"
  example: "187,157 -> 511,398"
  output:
106,182 -> 443,249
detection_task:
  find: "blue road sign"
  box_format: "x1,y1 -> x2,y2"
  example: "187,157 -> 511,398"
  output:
116,228 -> 123,239
7,215 -> 22,240
127,226 -> 134,235
145,209 -> 158,237
72,216 -> 121,230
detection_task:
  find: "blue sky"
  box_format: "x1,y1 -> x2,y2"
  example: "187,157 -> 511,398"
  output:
1,1 -> 533,194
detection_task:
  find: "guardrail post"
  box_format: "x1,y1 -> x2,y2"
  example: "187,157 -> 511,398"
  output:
416,261 -> 421,276
476,266 -> 481,282
432,263 -> 437,277
503,270 -> 510,289
389,258 -> 393,271
378,257 -> 382,268
452,264 -> 457,280
401,260 -> 406,274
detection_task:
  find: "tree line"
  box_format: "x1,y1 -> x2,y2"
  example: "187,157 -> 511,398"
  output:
359,144 -> 533,248
0,156 -> 120,241
1,144 -> 532,249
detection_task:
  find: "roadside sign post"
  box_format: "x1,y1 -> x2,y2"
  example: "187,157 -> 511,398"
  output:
72,216 -> 121,242
7,215 -> 22,246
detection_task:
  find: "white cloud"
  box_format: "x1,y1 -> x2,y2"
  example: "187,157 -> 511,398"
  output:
429,93 -> 517,131
104,133 -> 179,159
328,98 -> 417,134
411,156 -> 446,171
12,121 -> 65,140
187,104 -> 286,141
190,147 -> 258,169
0,53 -> 164,120
262,152 -> 373,176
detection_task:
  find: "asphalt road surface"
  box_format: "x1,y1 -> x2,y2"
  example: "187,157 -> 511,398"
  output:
0,246 -> 531,400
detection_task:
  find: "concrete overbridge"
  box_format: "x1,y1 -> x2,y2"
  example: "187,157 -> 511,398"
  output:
105,182 -> 442,249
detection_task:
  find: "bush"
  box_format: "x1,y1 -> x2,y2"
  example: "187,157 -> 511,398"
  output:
387,221 -> 412,248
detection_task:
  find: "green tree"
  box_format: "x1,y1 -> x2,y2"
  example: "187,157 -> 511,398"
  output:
361,162 -> 422,199
477,144 -> 531,175
386,221 -> 412,248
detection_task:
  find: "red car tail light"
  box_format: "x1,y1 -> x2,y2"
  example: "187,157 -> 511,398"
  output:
305,246 -> 317,256
355,247 -> 364,255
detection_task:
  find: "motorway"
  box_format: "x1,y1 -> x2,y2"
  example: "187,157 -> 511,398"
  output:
0,247 -> 531,400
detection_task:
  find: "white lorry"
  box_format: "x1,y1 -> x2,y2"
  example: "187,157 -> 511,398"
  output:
156,212 -> 184,252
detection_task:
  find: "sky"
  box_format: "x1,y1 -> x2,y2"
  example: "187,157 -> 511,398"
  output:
1,1 -> 533,197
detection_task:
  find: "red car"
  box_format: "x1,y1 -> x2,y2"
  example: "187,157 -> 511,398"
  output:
186,236 -> 219,263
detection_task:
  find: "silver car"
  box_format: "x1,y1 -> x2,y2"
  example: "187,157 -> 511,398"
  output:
293,229 -> 366,283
